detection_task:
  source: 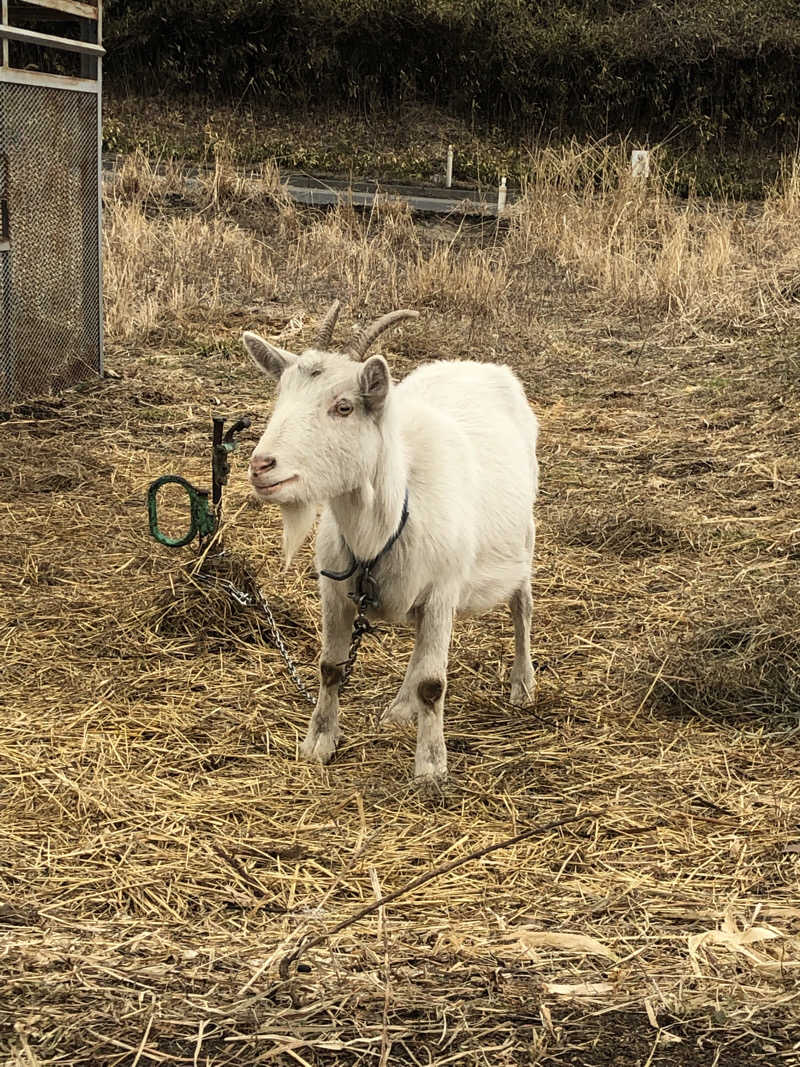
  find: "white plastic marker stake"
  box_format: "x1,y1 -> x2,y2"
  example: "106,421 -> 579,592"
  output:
446,144 -> 453,188
631,150 -> 650,178
497,176 -> 507,214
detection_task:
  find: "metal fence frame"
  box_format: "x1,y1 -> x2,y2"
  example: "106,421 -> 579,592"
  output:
0,0 -> 104,403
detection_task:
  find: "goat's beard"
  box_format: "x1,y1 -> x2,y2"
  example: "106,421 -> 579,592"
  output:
279,501 -> 317,570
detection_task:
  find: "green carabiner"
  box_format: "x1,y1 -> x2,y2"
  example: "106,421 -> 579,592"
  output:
146,475 -> 216,548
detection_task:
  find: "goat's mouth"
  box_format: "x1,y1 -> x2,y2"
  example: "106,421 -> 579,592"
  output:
251,474 -> 299,497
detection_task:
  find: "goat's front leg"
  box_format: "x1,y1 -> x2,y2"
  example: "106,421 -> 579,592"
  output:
409,593 -> 455,783
300,585 -> 355,765
509,580 -> 536,706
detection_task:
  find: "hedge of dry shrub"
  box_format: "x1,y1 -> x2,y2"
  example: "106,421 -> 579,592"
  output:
104,0 -> 800,143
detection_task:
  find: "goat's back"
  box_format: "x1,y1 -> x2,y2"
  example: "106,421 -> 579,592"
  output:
399,359 -> 538,491
397,360 -> 538,613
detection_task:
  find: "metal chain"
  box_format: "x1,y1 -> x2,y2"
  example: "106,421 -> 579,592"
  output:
196,572 -> 317,705
195,570 -> 375,703
254,585 -> 319,705
339,597 -> 376,690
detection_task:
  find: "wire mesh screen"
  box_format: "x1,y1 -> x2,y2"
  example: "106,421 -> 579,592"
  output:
0,83 -> 101,403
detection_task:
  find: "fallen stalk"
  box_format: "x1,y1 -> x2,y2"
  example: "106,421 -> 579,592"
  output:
278,807 -> 600,978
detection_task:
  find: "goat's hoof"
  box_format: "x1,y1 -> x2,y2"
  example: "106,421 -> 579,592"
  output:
414,758 -> 448,785
300,729 -> 341,764
381,695 -> 416,725
510,675 -> 537,707
414,771 -> 448,795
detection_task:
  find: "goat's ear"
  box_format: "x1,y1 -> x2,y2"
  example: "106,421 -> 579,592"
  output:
243,331 -> 295,380
359,355 -> 390,416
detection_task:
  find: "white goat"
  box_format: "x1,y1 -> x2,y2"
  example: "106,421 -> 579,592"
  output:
243,302 -> 539,782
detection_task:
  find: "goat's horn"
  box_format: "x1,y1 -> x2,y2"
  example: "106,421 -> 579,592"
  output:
348,309 -> 419,362
313,300 -> 341,349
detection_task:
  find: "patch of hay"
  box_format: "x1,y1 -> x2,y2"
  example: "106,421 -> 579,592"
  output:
556,506 -> 698,558
152,546 -> 313,656
649,606 -> 800,722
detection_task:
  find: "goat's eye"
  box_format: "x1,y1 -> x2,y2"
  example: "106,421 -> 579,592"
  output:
333,399 -> 354,417
310,369 -> 321,378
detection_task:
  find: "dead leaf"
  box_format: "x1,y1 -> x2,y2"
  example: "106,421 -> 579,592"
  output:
759,905 -> 800,922
543,981 -> 614,998
645,998 -> 658,1028
516,930 -> 619,962
539,1003 -> 554,1034
749,960 -> 800,975
658,1032 -> 683,1045
688,916 -> 793,975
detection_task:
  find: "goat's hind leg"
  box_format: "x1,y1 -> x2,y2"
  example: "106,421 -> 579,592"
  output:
509,580 -> 536,706
381,607 -> 424,725
300,587 -> 355,764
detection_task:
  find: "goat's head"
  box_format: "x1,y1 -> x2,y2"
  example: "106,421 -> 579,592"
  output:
243,302 -> 417,564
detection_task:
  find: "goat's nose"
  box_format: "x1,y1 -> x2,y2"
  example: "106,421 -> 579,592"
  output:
250,454 -> 276,475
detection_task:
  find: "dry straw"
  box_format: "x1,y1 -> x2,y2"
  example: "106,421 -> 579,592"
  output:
1,145 -> 799,1063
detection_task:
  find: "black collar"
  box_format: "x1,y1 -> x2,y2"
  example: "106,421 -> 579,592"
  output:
320,489 -> 410,593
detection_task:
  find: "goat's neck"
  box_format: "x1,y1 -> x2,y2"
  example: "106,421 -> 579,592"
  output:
329,412 -> 407,563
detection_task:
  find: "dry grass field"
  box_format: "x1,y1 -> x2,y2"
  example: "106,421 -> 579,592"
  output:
2,145 -> 800,1065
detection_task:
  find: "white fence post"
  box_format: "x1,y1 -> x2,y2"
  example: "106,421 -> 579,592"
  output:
631,150 -> 650,179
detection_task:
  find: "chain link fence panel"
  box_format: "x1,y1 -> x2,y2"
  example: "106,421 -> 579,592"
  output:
0,82 -> 101,403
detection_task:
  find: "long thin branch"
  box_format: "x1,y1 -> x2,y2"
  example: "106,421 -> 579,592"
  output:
278,808 -> 600,978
